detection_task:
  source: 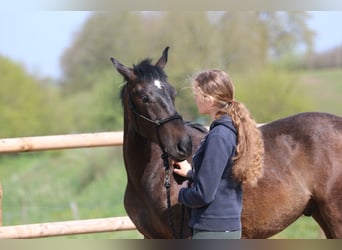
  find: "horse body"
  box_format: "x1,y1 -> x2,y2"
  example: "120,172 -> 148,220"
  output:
242,112 -> 342,238
111,47 -> 342,238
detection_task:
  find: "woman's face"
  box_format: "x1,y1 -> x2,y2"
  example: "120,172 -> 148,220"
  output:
193,90 -> 214,116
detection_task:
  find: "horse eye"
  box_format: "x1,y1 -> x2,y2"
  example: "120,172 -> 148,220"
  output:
141,95 -> 149,103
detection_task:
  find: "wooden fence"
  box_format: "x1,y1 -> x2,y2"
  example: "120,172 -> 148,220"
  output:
0,131 -> 138,238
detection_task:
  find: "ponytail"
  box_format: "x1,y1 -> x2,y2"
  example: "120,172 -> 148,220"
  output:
227,101 -> 264,187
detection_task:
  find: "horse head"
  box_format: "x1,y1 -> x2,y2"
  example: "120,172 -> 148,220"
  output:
111,47 -> 192,161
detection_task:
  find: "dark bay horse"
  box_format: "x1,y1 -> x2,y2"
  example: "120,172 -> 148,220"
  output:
111,47 -> 342,238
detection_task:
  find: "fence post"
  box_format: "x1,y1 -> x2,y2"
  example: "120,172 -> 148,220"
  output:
0,183 -> 2,226
70,201 -> 80,220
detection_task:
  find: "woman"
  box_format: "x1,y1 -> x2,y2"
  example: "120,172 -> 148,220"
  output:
173,69 -> 264,239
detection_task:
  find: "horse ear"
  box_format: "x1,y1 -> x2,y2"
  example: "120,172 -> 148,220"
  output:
110,57 -> 136,81
155,46 -> 169,69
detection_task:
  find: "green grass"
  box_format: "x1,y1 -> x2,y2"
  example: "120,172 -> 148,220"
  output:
271,217 -> 324,239
0,148 -> 142,239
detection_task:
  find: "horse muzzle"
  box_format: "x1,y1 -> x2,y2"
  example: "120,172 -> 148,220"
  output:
167,135 -> 192,162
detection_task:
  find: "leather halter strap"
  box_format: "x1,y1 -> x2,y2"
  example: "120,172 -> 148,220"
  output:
127,87 -> 183,127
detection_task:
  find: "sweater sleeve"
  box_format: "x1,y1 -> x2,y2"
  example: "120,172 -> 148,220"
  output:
178,127 -> 235,208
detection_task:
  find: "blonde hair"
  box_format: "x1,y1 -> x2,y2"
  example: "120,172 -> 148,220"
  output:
193,69 -> 264,186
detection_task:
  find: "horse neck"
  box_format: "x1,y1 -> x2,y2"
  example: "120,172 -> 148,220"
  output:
123,113 -> 161,184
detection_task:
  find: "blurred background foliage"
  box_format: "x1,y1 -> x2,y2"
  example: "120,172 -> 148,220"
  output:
1,11 -> 339,137
0,11 -> 341,238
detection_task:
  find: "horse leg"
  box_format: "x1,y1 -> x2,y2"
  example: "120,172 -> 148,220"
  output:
312,180 -> 342,238
312,201 -> 342,238
311,209 -> 333,238
301,199 -> 331,238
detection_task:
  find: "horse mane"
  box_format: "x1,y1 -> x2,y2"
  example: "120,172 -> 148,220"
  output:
184,121 -> 208,134
133,58 -> 167,82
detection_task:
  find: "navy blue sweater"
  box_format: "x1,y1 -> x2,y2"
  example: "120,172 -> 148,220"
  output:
178,115 -> 242,232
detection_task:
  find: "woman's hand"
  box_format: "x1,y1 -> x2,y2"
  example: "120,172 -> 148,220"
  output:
173,160 -> 192,177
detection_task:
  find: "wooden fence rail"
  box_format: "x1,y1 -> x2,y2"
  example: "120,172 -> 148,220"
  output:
0,132 -> 124,153
0,216 -> 136,239
0,131 -> 136,238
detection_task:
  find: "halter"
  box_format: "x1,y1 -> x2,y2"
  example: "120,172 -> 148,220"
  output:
126,85 -> 185,238
127,86 -> 182,128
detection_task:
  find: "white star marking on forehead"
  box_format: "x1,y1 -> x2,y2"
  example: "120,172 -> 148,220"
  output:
154,80 -> 163,89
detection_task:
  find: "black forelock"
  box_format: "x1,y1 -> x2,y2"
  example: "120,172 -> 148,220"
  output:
133,58 -> 167,82
120,58 -> 168,105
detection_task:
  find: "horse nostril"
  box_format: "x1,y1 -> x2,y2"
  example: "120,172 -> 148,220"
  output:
176,144 -> 186,158
176,136 -> 192,158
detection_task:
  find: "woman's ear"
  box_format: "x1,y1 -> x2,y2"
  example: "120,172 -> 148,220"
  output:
206,97 -> 216,106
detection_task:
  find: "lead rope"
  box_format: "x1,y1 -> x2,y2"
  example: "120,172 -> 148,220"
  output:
162,152 -> 185,239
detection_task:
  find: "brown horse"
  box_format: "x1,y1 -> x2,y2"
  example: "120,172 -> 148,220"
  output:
111,47 -> 342,238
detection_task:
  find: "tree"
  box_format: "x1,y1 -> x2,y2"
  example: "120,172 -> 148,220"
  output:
266,12 -> 314,59
0,56 -> 70,137
305,45 -> 342,69
217,11 -> 314,71
60,12 -> 149,95
59,11 -> 315,127
65,70 -> 124,132
217,12 -> 268,72
233,65 -> 313,123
